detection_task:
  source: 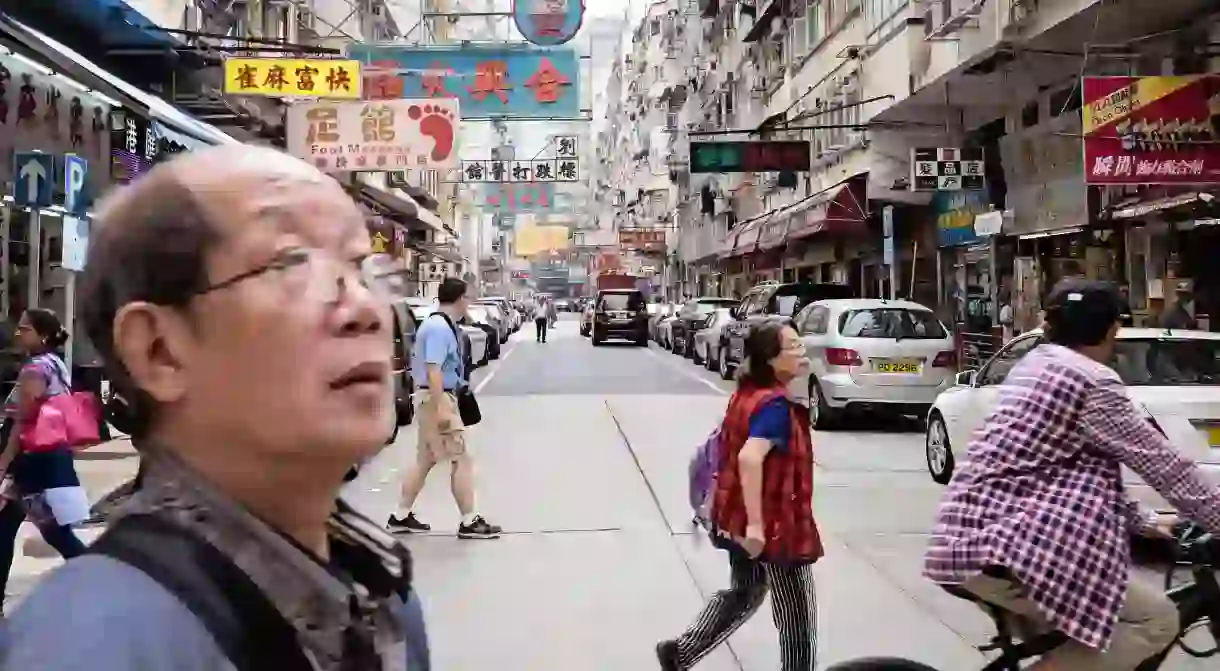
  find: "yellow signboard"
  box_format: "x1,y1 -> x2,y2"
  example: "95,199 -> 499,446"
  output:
223,58 -> 362,99
514,225 -> 570,257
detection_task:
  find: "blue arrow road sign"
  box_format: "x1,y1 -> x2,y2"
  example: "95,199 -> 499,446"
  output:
63,154 -> 89,215
13,152 -> 54,209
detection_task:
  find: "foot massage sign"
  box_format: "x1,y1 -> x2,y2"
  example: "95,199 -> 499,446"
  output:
285,98 -> 461,173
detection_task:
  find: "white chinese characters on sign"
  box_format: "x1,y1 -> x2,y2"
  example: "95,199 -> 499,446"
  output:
285,98 -> 460,173
1090,155 -> 1206,179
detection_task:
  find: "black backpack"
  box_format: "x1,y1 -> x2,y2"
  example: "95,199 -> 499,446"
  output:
89,514 -> 314,671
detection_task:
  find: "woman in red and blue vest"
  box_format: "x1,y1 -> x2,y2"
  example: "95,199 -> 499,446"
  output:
658,321 -> 824,671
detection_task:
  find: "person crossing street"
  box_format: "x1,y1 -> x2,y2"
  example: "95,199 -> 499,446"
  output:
533,296 -> 550,344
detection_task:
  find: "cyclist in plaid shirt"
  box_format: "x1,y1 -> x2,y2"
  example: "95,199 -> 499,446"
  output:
925,279 -> 1220,670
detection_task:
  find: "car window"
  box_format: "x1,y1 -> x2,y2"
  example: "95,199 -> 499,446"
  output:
808,306 -> 829,335
773,295 -> 802,317
838,309 -> 947,339
743,292 -> 766,317
979,336 -> 1042,386
600,292 -> 644,310
1113,339 -> 1220,386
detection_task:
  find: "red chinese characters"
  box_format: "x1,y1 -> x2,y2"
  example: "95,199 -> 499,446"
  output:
363,60 -> 405,100
422,61 -> 452,97
468,61 -> 513,104
524,57 -> 571,104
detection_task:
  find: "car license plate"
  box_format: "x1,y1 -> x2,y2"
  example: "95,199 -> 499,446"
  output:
1207,427 -> 1220,448
874,359 -> 921,374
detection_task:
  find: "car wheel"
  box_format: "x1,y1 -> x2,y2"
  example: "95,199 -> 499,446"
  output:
704,344 -> 717,371
808,377 -> 838,430
490,339 -> 501,360
635,335 -> 648,347
926,412 -> 955,485
692,340 -> 704,365
718,346 -> 734,381
592,328 -> 604,346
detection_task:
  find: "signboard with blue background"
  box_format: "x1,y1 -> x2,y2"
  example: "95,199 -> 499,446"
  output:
348,44 -> 580,119
934,190 -> 991,247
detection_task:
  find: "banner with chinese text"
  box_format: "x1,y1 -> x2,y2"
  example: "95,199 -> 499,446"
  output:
285,98 -> 459,173
481,183 -> 571,213
1082,75 -> 1220,185
347,44 -> 580,119
224,58 -> 362,99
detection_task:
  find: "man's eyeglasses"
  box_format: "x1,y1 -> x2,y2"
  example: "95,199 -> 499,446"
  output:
196,248 -> 404,303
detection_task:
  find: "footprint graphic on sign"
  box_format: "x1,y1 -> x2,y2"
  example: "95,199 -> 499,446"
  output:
408,104 -> 456,163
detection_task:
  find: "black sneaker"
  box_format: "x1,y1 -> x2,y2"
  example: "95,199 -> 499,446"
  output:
457,516 -> 501,539
655,640 -> 680,670
387,513 -> 431,534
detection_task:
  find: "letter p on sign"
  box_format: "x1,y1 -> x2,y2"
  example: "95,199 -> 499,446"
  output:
64,154 -> 88,216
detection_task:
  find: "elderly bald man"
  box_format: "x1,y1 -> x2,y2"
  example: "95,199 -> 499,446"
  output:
1,146 -> 431,671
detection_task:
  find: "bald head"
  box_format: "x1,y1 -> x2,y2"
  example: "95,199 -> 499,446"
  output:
79,146 -> 363,436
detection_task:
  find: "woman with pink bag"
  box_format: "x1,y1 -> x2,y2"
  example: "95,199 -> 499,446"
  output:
0,308 -> 89,614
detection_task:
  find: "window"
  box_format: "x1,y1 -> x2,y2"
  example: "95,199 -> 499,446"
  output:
864,0 -> 908,34
978,336 -> 1042,386
800,305 -> 830,335
743,292 -> 767,317
1113,339 -> 1220,386
599,292 -> 645,311
805,0 -> 824,49
838,309 -> 947,339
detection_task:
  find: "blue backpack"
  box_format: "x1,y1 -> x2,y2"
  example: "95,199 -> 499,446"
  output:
688,427 -> 724,530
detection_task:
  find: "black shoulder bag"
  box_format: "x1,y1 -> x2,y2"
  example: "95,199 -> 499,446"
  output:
88,514 -> 313,671
427,312 -> 483,427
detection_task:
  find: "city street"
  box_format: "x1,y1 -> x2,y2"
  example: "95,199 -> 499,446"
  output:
8,315 -> 1214,669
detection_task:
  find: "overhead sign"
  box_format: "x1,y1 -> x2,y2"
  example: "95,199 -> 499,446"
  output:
515,225 -> 570,256
110,110 -> 161,184
286,98 -> 460,173
689,141 -> 811,174
911,147 -> 985,191
513,0 -> 585,46
349,44 -> 580,119
224,58 -> 362,99
63,154 -> 89,215
619,230 -> 666,251
464,133 -> 578,183
1082,75 -> 1220,185
12,152 -> 53,208
483,182 -> 559,213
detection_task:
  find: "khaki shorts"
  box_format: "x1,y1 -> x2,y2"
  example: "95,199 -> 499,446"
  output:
416,389 -> 467,462
961,571 -> 1178,670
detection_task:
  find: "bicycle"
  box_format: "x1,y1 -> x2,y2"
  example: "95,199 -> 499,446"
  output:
941,522 -> 1220,670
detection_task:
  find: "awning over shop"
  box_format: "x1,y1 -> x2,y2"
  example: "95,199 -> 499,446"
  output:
0,14 -> 237,146
720,174 -> 867,259
1107,191 -> 1217,220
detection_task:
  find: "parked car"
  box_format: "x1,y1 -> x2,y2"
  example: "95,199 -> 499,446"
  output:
408,299 -> 488,372
592,289 -> 649,346
465,304 -> 501,360
476,301 -> 511,344
658,313 -> 680,350
923,328 -> 1220,518
717,282 -> 854,380
694,308 -> 735,370
480,296 -> 519,332
671,297 -> 740,359
649,303 -> 677,342
792,299 -> 956,429
580,303 -> 594,337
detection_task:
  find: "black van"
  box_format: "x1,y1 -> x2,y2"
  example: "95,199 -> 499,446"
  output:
592,289 -> 649,347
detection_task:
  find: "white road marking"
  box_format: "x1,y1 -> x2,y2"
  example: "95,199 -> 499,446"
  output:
475,339 -> 519,394
644,346 -> 728,395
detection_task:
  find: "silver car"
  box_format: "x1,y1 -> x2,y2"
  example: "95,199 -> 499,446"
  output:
693,308 -> 735,371
794,298 -> 957,428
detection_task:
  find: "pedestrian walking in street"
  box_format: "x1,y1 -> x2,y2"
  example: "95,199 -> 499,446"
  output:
0,308 -> 90,615
533,295 -> 550,343
659,321 -> 822,671
388,277 -> 500,539
1,146 -> 430,670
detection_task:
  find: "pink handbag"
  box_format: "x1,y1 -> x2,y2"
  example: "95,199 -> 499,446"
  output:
20,391 -> 102,453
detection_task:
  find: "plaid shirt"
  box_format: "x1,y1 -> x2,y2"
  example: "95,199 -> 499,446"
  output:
925,344 -> 1220,649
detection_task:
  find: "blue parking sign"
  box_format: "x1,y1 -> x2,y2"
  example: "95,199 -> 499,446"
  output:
12,152 -> 54,209
63,154 -> 89,215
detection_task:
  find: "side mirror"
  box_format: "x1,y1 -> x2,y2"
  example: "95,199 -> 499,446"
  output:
955,370 -> 976,387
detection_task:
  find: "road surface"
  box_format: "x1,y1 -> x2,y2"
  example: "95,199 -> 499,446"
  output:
11,314 -> 1214,669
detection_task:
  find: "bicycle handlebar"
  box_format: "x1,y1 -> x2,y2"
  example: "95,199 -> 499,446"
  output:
1171,521 -> 1217,565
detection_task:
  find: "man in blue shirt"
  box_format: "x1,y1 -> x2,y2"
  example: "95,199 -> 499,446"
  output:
388,278 -> 501,539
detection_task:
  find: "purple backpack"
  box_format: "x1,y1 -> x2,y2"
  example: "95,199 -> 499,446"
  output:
688,427 -> 724,530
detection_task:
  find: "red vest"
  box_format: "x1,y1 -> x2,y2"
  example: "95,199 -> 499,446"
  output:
712,385 -> 823,565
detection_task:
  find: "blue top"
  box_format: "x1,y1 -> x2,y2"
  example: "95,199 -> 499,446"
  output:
411,313 -> 464,391
748,397 -> 791,453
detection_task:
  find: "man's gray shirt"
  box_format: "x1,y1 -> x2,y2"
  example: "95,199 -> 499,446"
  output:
1,554 -> 429,670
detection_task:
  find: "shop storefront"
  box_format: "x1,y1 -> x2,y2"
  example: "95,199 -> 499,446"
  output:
934,190 -> 1005,328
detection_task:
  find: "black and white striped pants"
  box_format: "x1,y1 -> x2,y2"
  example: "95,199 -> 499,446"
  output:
676,551 -> 818,670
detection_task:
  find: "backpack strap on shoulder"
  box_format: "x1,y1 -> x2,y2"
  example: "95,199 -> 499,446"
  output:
89,515 -> 313,671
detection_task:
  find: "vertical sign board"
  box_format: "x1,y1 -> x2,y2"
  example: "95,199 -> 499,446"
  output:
63,154 -> 89,216
349,45 -> 581,119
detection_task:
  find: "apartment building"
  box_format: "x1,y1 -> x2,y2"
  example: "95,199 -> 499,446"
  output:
664,0 -> 1219,330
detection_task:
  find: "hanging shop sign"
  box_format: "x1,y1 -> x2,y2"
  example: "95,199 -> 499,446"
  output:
514,225 -> 570,256
223,58 -> 362,99
482,182 -> 565,213
349,44 -> 580,119
110,109 -> 160,184
0,53 -> 111,198
619,229 -> 666,252
934,189 -> 991,247
463,135 -> 579,182
513,0 -> 585,46
690,141 -> 811,173
911,148 -> 985,191
1082,75 -> 1220,185
286,98 -> 460,173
